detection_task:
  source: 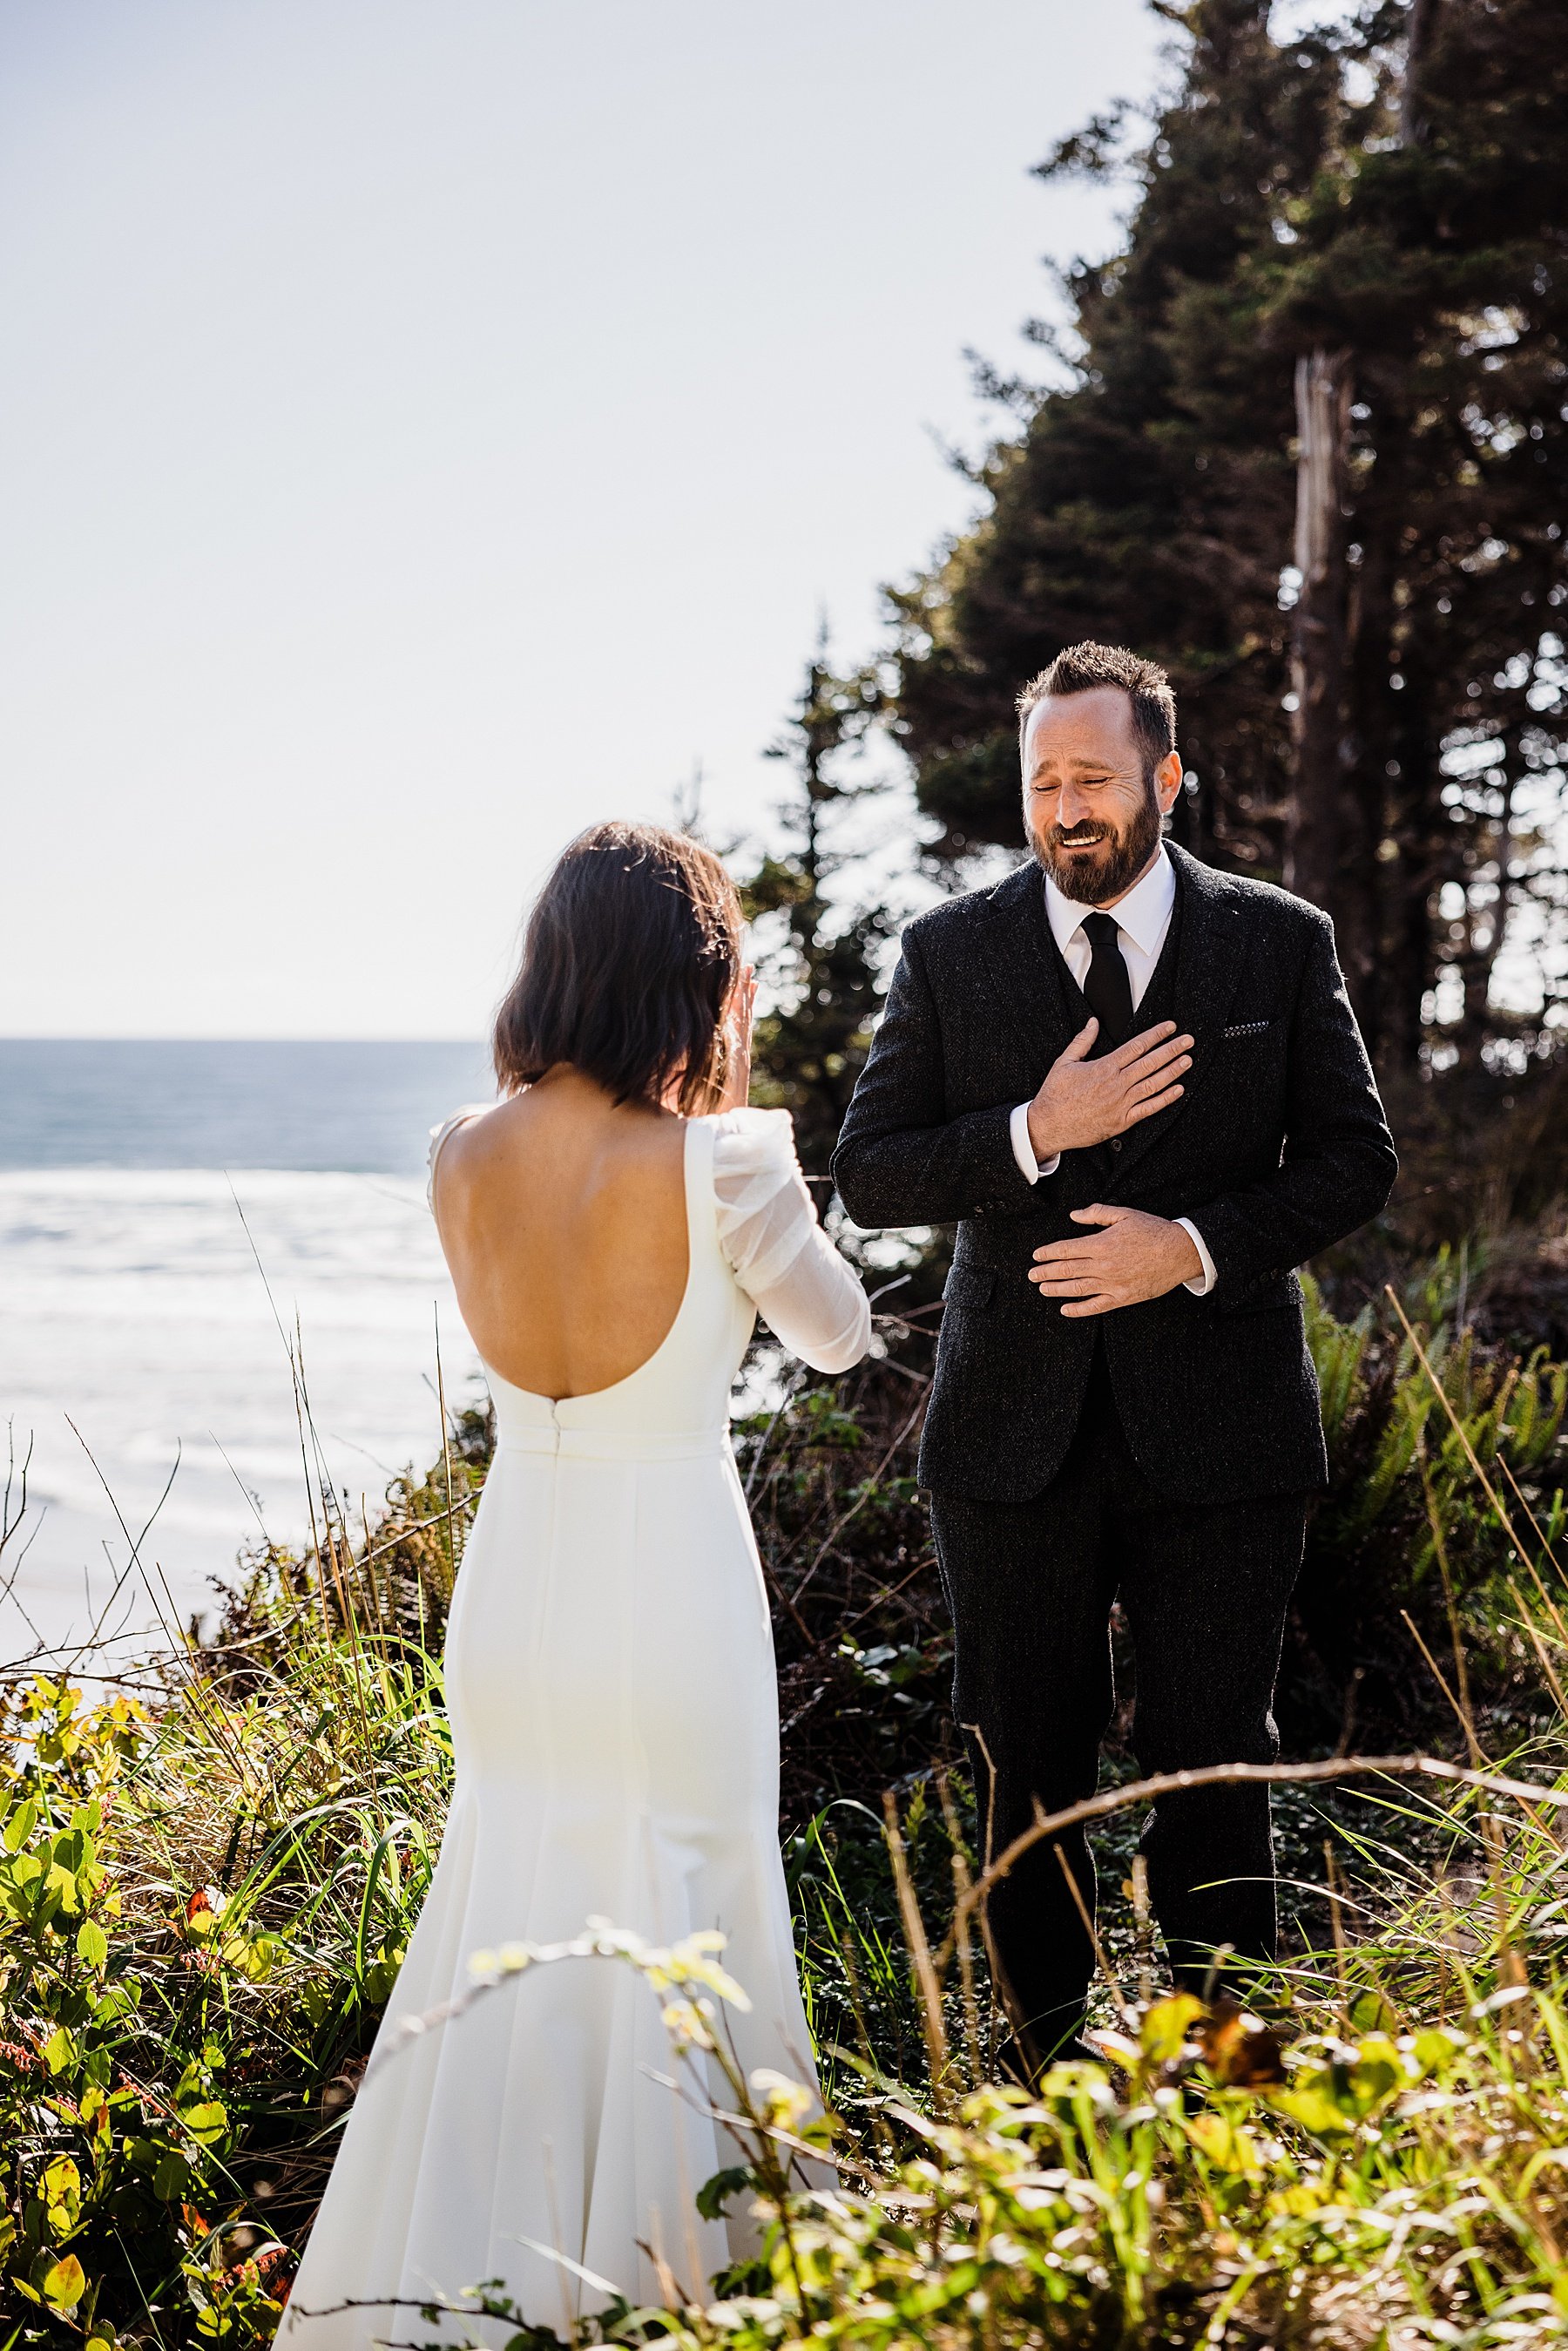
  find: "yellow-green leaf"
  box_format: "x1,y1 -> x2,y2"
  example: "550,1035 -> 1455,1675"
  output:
1412,2027 -> 1465,2077
42,2023 -> 76,2076
1140,1993 -> 1205,2065
1347,1987 -> 1397,2035
179,2100 -> 228,2148
222,1932 -> 280,1983
1270,2082 -> 1354,2138
1184,2110 -> 1260,2172
3,1799 -> 37,1853
77,1917 -> 109,1970
1348,2036 -> 1402,2106
41,2253 -> 86,2309
45,1861 -> 80,1917
42,2156 -> 81,2235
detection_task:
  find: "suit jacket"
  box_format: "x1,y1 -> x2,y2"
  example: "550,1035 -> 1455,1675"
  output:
831,844 -> 1397,1507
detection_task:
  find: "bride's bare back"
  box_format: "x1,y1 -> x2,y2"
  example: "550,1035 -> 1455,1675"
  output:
430,1067 -> 690,1402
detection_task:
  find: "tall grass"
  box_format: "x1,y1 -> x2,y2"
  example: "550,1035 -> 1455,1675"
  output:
1,1271 -> 1566,2348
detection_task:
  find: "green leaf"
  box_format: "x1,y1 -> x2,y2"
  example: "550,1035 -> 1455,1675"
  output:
152,2150 -> 192,2201
178,2100 -> 228,2148
1412,2027 -> 1466,2077
1347,1987 -> 1397,2035
695,2165 -> 754,2220
77,1918 -> 109,1970
3,1799 -> 37,1853
41,2024 -> 76,2076
44,1860 -> 79,1917
1348,2036 -> 1402,2106
1270,2082 -> 1355,2138
1183,2111 -> 1260,2172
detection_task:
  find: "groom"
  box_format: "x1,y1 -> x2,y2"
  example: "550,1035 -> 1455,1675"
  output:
833,640 -> 1396,2065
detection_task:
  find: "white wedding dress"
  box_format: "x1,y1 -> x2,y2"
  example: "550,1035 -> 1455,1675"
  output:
285,1107 -> 869,2345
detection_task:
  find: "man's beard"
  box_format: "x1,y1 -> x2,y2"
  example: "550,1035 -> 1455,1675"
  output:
1029,780 -> 1165,905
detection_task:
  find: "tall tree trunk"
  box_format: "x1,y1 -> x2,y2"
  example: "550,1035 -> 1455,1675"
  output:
1285,348 -> 1353,923
1372,0 -> 1444,1066
1285,8 -> 1442,1054
1339,381 -> 1408,1065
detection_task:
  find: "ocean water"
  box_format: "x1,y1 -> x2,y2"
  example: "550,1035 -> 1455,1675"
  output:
0,1041 -> 491,1665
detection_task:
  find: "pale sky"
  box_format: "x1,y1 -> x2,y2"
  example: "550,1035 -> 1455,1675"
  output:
2,0 -> 1163,1039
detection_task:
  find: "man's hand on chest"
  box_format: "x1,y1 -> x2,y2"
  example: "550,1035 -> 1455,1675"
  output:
1025,1017 -> 1193,1162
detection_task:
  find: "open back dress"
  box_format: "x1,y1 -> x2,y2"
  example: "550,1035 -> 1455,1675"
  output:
284,1106 -> 870,2343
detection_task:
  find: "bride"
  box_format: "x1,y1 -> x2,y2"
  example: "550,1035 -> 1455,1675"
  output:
285,822 -> 871,2342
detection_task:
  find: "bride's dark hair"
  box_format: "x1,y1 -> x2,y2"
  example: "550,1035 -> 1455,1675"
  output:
493,821 -> 744,1112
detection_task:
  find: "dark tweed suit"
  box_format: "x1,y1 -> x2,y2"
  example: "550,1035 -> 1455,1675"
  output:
832,844 -> 1396,2055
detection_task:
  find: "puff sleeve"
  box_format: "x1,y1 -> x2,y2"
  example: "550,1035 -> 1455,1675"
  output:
710,1108 -> 871,1373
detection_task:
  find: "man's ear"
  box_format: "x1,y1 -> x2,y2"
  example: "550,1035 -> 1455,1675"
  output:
1155,749 -> 1184,816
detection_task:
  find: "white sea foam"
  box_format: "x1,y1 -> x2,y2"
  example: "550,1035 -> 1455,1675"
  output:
0,1166 -> 482,1663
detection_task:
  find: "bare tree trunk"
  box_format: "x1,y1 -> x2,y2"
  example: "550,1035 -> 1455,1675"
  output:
1367,0 -> 1444,1064
1285,348 -> 1353,919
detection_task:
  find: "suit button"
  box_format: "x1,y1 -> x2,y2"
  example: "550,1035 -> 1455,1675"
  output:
1110,1138 -> 1123,1153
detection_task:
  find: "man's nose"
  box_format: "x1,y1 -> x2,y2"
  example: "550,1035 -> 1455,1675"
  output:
1058,780 -> 1090,828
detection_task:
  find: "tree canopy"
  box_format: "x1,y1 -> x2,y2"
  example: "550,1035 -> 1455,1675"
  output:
883,0 -> 1568,1078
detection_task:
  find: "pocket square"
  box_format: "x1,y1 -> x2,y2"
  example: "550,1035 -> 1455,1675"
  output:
1221,1019 -> 1273,1039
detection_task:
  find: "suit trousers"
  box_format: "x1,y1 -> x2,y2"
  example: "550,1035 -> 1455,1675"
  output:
929,1345 -> 1308,2062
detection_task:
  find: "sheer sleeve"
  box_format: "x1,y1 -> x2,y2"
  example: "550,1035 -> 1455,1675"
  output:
426,1106 -> 492,1212
709,1108 -> 871,1373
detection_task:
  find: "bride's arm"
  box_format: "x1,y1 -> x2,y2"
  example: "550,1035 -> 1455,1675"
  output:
711,1110 -> 871,1374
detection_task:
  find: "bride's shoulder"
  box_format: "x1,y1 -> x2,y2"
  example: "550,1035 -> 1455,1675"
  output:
428,1100 -> 497,1155
426,1101 -> 499,1208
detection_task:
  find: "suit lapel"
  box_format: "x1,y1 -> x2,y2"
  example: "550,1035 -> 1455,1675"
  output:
969,848 -> 1247,1173
976,862 -> 1078,1075
1105,844 -> 1247,1180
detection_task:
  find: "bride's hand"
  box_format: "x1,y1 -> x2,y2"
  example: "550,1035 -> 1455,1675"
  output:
719,967 -> 756,1112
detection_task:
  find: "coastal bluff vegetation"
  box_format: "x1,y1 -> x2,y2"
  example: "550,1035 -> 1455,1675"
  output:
4,1 -> 1568,2342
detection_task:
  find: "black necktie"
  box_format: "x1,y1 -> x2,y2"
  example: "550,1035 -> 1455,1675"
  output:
1081,911 -> 1133,1048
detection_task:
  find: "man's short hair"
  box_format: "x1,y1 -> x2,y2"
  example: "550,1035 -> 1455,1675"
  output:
1017,641 -> 1177,779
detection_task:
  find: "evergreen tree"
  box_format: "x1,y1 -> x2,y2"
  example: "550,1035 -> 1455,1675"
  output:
884,0 -> 1568,1076
740,645 -> 894,1189
1274,0 -> 1568,1067
886,0 -> 1340,871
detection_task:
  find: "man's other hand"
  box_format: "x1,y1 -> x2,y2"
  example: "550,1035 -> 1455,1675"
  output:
1026,1020 -> 1193,1162
1029,1204 -> 1202,1317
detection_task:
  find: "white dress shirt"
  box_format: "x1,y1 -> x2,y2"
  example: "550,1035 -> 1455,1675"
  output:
1007,844 -> 1217,1296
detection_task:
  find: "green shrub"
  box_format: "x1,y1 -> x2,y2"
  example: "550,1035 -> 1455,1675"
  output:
3,1259 -> 1567,2346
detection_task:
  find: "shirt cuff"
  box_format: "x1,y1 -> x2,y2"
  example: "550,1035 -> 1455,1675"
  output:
1009,1101 -> 1060,1183
1175,1216 -> 1217,1296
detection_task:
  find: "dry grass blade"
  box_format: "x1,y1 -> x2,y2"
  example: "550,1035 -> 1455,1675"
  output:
882,1788 -> 950,2099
